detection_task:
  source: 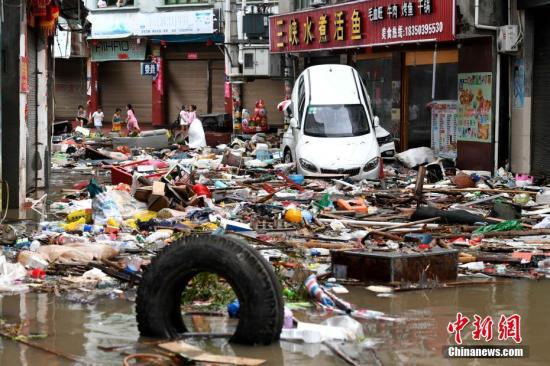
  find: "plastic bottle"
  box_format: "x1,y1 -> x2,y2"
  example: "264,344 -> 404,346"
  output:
40,223 -> 65,233
15,238 -> 31,250
29,240 -> 41,252
126,256 -> 143,273
283,307 -> 294,329
83,224 -> 104,234
227,299 -> 240,318
56,234 -> 88,245
145,231 -> 172,243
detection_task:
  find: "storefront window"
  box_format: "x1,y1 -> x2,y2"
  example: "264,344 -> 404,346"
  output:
407,63 -> 457,148
164,0 -> 209,4
97,0 -> 134,8
294,0 -> 310,11
356,58 -> 396,137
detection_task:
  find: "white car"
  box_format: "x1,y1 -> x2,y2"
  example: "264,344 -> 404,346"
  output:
375,124 -> 396,158
281,64 -> 381,180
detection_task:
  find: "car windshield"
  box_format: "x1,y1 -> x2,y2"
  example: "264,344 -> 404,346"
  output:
303,104 -> 370,137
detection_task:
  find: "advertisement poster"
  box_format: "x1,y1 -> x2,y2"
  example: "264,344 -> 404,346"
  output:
457,72 -> 492,143
431,100 -> 457,159
513,58 -> 525,109
20,56 -> 29,93
91,39 -> 146,62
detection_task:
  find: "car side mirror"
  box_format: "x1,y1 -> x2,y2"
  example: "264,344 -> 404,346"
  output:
289,117 -> 298,129
373,116 -> 380,127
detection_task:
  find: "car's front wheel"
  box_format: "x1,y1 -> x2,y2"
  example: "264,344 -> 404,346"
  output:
283,149 -> 293,163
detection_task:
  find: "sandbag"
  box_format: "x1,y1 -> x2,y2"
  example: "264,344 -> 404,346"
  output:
38,244 -> 118,264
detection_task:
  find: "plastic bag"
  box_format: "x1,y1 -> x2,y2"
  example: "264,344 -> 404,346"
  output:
88,179 -> 122,225
108,190 -> 146,219
473,220 -> 523,234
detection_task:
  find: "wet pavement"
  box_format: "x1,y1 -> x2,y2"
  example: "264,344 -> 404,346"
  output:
1,280 -> 550,365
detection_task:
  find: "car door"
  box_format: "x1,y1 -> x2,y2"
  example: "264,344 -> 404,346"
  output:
287,75 -> 306,160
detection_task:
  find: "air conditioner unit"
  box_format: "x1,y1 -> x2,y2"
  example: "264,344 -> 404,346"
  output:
242,47 -> 281,77
311,0 -> 327,7
497,25 -> 520,53
243,14 -> 270,40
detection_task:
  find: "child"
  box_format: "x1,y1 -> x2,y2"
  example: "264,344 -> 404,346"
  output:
76,105 -> 88,127
92,106 -> 104,134
112,108 -> 122,132
187,104 -> 197,123
179,105 -> 190,135
126,104 -> 140,136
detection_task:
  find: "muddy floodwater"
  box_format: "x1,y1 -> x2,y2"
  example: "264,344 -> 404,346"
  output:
1,280 -> 550,365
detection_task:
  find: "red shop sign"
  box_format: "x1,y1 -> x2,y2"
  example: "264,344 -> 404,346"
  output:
269,0 -> 455,53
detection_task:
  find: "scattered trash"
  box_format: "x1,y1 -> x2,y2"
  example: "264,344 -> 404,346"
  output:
6,126 -> 550,362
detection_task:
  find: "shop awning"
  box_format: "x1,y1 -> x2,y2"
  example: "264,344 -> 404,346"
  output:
88,9 -> 214,40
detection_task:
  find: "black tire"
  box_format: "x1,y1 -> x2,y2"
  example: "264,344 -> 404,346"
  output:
136,235 -> 284,345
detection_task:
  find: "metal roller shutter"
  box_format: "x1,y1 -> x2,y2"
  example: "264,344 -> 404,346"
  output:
54,59 -> 87,121
532,11 -> 550,174
166,61 -> 208,120
26,29 -> 38,193
100,62 -> 152,124
211,60 -> 225,114
243,79 -> 284,127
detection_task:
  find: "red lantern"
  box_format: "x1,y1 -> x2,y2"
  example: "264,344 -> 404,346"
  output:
32,0 -> 51,17
39,5 -> 59,37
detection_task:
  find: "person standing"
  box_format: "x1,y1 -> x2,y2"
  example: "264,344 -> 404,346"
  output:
76,105 -> 88,127
179,105 -> 190,134
187,104 -> 206,149
126,104 -> 140,136
91,106 -> 104,134
112,108 -> 122,132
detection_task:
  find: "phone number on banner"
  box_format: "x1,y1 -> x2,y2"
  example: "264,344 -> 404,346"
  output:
405,22 -> 445,37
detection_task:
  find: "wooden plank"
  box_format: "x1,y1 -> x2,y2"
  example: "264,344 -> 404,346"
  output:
191,354 -> 266,365
159,341 -> 266,365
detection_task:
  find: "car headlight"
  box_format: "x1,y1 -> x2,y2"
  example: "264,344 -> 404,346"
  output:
299,158 -> 317,172
377,134 -> 394,145
364,157 -> 379,172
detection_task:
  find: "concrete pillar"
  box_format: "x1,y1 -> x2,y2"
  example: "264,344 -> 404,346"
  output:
36,37 -> 48,189
152,45 -> 165,126
510,3 -> 533,174
17,10 -> 28,209
87,60 -> 99,117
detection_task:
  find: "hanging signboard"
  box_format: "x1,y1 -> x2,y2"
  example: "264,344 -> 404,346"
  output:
457,72 -> 493,143
91,39 -> 147,62
88,10 -> 214,39
20,56 -> 29,93
141,62 -> 158,76
431,100 -> 457,159
270,0 -> 455,53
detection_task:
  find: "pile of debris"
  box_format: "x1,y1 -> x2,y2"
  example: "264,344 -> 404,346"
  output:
2,132 -> 550,363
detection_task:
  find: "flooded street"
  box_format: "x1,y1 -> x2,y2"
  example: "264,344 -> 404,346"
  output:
2,171 -> 550,365
1,280 -> 550,365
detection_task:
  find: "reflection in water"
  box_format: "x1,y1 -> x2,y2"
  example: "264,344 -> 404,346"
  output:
0,281 -> 549,365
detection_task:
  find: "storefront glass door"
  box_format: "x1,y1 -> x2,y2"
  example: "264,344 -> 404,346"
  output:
405,50 -> 458,149
356,58 -> 396,137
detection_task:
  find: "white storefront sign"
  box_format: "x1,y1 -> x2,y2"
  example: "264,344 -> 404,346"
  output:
89,10 -> 214,39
